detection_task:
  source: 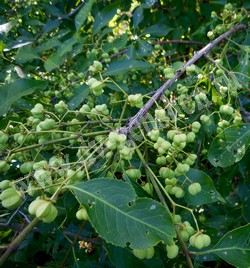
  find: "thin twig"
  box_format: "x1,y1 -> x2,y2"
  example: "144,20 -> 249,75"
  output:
175,227 -> 194,268
118,24 -> 247,136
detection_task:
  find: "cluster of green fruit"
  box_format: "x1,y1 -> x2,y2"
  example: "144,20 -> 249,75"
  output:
208,4 -> 244,40
0,130 -> 9,152
28,197 -> 58,223
88,60 -> 103,73
132,247 -> 155,260
127,94 -> 144,108
87,77 -> 105,96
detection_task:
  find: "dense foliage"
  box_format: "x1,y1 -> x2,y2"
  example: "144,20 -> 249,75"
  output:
0,0 -> 249,267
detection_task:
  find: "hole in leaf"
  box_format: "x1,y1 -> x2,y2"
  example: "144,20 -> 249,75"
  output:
128,201 -> 134,207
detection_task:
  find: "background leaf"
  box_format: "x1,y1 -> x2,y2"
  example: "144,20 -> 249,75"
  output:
140,24 -> 173,37
68,178 -> 175,248
67,84 -> 90,109
104,60 -> 154,76
208,124 -> 250,167
180,169 -> 225,206
0,79 -> 48,116
15,46 -> 40,63
133,6 -> 144,29
211,223 -> 250,268
93,1 -> 120,35
75,0 -> 95,31
44,53 -> 64,71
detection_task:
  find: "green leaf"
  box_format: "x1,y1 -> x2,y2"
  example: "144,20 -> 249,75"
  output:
137,40 -> 152,57
140,24 -> 173,37
0,79 -> 48,116
75,0 -> 95,31
0,40 -> 5,53
238,183 -> 250,221
211,223 -> 250,268
180,169 -> 225,206
133,6 -> 144,29
106,82 -> 129,92
15,45 -> 40,63
67,178 -> 175,248
106,244 -> 148,268
93,1 -> 120,35
208,124 -> 250,167
44,53 -> 64,72
126,45 -> 136,60
234,51 -> 250,86
104,60 -> 154,76
57,37 -> 77,57
67,84 -> 90,110
113,34 -> 128,50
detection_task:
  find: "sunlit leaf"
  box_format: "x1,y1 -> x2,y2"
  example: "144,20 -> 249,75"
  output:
67,178 -> 175,248
208,124 -> 250,167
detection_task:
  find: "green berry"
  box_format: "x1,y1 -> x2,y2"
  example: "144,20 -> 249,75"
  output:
188,182 -> 202,195
166,244 -> 179,259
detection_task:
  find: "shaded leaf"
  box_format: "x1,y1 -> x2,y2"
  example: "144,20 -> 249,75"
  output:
93,1 -> 120,35
208,124 -> 250,167
126,45 -> 136,60
104,60 -> 154,76
238,183 -> 250,222
180,169 -> 225,206
15,45 -> 40,63
137,40 -> 152,57
133,6 -> 144,29
67,84 -> 90,109
107,243 -> 165,268
106,82 -> 129,92
0,79 -> 48,116
75,0 -> 95,31
113,34 -> 128,50
57,37 -> 77,57
44,53 -> 64,72
140,24 -> 173,37
67,178 -> 175,248
211,223 -> 250,268
43,19 -> 61,33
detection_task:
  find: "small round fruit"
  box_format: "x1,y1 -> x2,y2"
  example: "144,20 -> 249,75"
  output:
145,247 -> 155,259
166,244 -> 179,259
0,180 -> 11,190
0,188 -> 22,209
142,182 -> 153,196
133,248 -> 147,259
188,182 -> 202,196
28,198 -> 46,215
125,169 -> 142,180
76,207 -> 89,221
42,204 -> 58,223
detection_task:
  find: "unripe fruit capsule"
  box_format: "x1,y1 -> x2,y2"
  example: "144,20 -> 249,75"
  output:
166,244 -> 179,259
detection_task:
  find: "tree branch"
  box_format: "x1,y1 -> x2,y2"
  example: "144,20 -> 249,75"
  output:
118,24 -> 247,136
